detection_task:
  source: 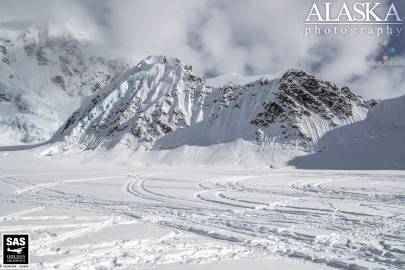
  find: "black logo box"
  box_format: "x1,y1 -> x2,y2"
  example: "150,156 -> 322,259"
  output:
2,234 -> 29,265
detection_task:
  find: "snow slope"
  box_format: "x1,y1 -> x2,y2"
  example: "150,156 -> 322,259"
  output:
290,95 -> 405,169
54,56 -> 372,153
207,73 -> 276,88
0,22 -> 129,145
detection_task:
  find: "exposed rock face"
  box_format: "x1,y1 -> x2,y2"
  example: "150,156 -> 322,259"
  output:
0,92 -> 10,103
56,56 -> 374,150
251,70 -> 374,144
0,21 -> 375,148
58,56 -> 210,148
19,24 -> 129,97
279,70 -> 356,118
0,23 -> 129,145
290,95 -> 405,170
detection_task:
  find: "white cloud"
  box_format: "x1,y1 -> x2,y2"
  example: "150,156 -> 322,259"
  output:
0,0 -> 404,99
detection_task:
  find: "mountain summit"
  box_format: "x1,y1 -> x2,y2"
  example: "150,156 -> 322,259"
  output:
0,22 -> 129,145
55,55 -> 374,151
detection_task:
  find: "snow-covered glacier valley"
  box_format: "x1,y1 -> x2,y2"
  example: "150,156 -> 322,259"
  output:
0,151 -> 404,270
1,19 -> 404,270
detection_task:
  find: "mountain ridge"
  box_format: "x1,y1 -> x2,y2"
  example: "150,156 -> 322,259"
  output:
54,55 -> 374,152
0,22 -> 129,145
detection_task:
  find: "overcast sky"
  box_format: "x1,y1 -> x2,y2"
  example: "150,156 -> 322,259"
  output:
0,0 -> 404,99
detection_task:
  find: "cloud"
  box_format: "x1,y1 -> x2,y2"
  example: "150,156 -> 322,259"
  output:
0,0 -> 404,99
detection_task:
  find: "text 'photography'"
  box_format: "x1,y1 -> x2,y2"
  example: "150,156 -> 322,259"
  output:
0,1 -> 404,270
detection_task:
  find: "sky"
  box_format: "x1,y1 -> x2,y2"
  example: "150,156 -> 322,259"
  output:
0,0 -> 404,99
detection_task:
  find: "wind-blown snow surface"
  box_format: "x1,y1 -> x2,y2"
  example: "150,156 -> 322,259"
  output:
0,150 -> 404,270
290,95 -> 405,170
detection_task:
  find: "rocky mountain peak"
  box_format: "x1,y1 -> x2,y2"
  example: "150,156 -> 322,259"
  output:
0,23 -> 130,145
57,55 -> 211,148
278,69 -> 365,118
55,57 -> 374,151
251,69 -> 372,145
135,55 -> 206,85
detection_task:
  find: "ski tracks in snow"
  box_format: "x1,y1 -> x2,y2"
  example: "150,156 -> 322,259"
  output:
0,171 -> 404,269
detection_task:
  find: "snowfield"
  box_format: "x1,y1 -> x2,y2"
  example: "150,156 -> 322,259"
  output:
1,18 -> 404,270
0,151 -> 404,270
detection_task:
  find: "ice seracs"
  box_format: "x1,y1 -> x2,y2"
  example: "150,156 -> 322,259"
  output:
56,55 -> 209,149
55,55 -> 374,152
0,22 -> 129,145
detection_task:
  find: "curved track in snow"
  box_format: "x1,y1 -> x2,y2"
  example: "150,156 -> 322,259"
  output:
0,170 -> 404,269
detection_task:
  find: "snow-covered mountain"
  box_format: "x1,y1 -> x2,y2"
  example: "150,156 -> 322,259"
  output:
0,22 -> 129,145
206,73 -> 276,88
54,55 -> 374,151
290,95 -> 405,170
